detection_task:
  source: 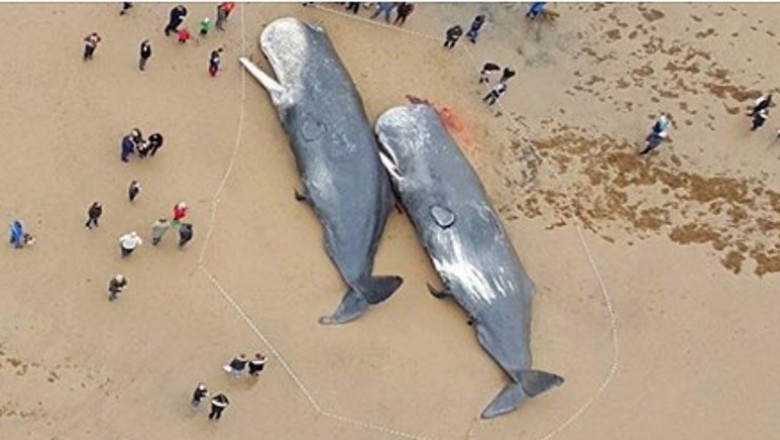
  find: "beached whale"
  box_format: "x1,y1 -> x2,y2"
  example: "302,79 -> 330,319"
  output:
239,18 -> 402,325
375,104 -> 563,418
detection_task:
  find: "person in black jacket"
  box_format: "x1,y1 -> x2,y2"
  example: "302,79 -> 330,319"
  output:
164,5 -> 188,36
178,223 -> 193,249
139,39 -> 152,71
108,274 -> 127,301
85,202 -> 103,229
444,25 -> 463,49
208,394 -> 230,420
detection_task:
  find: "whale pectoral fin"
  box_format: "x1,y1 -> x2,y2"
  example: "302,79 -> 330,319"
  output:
363,275 -> 403,305
239,57 -> 285,104
427,282 -> 451,299
319,287 -> 369,325
481,370 -> 564,419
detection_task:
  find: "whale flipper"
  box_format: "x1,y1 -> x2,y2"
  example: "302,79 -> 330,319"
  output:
319,276 -> 402,325
481,370 -> 564,419
239,57 -> 285,104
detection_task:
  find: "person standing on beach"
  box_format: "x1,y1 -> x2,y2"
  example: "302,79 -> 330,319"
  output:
128,180 -> 141,203
178,223 -> 193,248
248,353 -> 268,377
192,383 -> 209,410
208,394 -> 230,421
443,25 -> 463,49
177,28 -> 192,44
172,202 -> 189,224
215,2 -> 236,31
120,2 -> 133,16
748,94 -> 772,117
108,274 -> 127,301
345,2 -> 360,14
164,5 -> 188,36
526,2 -> 547,20
639,114 -> 671,155
139,39 -> 152,71
466,15 -> 486,44
370,2 -> 396,23
479,62 -> 501,84
139,132 -> 164,158
209,48 -> 223,77
499,67 -> 516,84
200,18 -> 212,37
151,218 -> 170,246
85,202 -> 103,229
83,32 -> 102,61
394,3 -> 415,26
9,220 -> 24,249
121,133 -> 136,163
483,82 -> 507,106
119,231 -> 143,257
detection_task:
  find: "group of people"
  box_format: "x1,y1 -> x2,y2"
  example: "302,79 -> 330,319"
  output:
187,353 -> 269,421
84,3 -> 235,78
191,383 -> 231,421
479,63 -> 516,106
443,14 -> 486,50
121,128 -> 165,162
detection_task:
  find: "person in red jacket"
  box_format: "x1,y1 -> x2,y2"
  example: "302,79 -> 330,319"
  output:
216,2 -> 236,31
173,202 -> 188,225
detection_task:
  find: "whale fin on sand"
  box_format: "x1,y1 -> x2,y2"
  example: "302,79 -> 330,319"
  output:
239,57 -> 285,105
319,276 -> 403,325
481,370 -> 564,419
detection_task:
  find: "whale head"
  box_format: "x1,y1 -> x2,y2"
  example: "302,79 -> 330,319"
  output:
375,105 -> 440,182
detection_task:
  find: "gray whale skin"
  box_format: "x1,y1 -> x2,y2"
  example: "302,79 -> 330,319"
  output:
239,18 -> 402,325
375,104 -> 564,418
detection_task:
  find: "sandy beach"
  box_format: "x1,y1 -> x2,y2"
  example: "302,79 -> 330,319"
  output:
1,2 -> 779,439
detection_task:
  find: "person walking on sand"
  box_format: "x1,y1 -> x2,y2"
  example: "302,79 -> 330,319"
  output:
178,223 -> 193,248
248,353 -> 268,377
748,93 -> 772,117
164,5 -> 188,36
128,180 -> 141,203
107,274 -> 127,301
85,202 -> 103,229
639,114 -> 670,155
215,2 -> 236,31
483,82 -> 507,106
119,231 -> 143,258
223,354 -> 248,376
9,220 -> 24,249
370,2 -> 396,23
200,18 -> 212,37
466,15 -> 486,44
209,48 -> 223,77
499,67 -> 516,84
751,109 -> 768,131
138,39 -> 152,71
393,3 -> 415,26
121,132 -> 137,163
151,218 -> 170,246
191,382 -> 209,410
83,32 -> 102,61
443,25 -> 463,49
479,62 -> 501,84
208,394 -> 230,421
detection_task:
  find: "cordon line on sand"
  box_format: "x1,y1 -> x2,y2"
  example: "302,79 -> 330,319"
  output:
196,4 -> 619,440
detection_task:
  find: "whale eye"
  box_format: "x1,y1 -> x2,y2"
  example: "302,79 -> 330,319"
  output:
300,116 -> 325,141
431,205 -> 456,228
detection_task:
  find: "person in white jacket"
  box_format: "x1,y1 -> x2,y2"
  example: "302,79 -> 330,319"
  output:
119,231 -> 143,258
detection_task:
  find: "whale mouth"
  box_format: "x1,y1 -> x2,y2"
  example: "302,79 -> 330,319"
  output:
377,140 -> 403,180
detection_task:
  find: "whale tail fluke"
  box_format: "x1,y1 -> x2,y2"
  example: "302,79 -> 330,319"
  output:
481,370 -> 564,419
318,276 -> 403,326
363,275 -> 403,305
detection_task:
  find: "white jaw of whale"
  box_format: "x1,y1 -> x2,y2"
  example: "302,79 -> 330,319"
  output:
377,143 -> 403,182
239,57 -> 285,106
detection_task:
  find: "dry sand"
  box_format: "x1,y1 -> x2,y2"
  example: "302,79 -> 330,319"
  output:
1,2 -> 779,439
